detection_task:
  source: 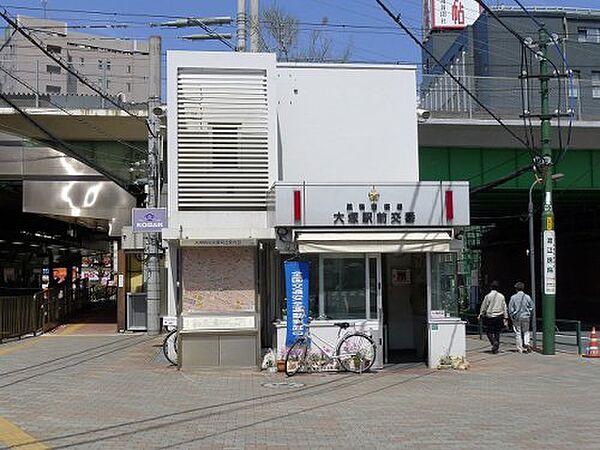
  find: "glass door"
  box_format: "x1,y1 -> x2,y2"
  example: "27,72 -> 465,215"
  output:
366,254 -> 383,366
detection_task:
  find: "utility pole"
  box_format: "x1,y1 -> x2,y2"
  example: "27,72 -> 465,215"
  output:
237,0 -> 246,52
249,0 -> 260,52
538,27 -> 556,355
145,35 -> 161,335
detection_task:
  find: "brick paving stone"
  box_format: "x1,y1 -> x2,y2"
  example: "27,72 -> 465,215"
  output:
0,334 -> 598,449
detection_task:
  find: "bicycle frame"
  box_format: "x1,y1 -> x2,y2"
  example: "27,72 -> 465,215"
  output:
302,323 -> 366,363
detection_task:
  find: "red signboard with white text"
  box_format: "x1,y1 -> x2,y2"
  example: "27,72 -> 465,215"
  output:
426,0 -> 482,32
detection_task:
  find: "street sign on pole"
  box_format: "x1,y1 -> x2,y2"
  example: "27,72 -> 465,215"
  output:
543,230 -> 556,295
132,208 -> 167,233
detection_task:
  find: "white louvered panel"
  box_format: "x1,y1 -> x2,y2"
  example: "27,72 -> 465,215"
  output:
177,68 -> 270,211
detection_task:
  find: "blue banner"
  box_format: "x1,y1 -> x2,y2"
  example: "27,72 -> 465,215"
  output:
285,260 -> 310,347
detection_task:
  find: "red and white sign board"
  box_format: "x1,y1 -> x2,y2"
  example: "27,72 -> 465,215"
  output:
427,0 -> 482,31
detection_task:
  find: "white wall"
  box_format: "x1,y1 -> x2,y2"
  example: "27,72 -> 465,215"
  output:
276,63 -> 419,183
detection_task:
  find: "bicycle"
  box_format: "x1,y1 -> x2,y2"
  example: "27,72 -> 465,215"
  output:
285,321 -> 377,377
162,316 -> 178,366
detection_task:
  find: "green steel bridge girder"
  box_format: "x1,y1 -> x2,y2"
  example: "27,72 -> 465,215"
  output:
419,146 -> 600,191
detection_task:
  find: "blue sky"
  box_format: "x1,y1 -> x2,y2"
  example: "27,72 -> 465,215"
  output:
2,0 -> 597,66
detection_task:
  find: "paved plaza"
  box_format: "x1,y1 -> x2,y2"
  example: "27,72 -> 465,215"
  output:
0,328 -> 599,449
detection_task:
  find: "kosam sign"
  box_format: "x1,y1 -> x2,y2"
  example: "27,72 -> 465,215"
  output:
285,260 -> 310,347
132,208 -> 167,232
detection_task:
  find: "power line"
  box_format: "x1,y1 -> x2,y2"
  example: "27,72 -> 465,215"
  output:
374,0 -> 535,156
0,64 -> 146,155
0,9 -> 151,132
511,0 -> 575,165
0,90 -> 132,191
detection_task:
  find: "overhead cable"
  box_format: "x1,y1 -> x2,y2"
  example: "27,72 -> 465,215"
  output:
0,91 -> 132,192
374,0 -> 535,156
0,9 -> 150,130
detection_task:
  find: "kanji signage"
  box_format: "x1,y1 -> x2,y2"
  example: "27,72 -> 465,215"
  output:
270,182 -> 470,228
285,260 -> 310,346
429,0 -> 481,30
543,230 -> 556,295
333,202 -> 416,226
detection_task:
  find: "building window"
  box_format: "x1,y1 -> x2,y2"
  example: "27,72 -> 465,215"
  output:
277,254 -> 370,320
46,44 -> 61,54
569,70 -> 581,98
578,27 -> 600,43
80,57 -> 84,66
593,71 -> 600,99
46,85 -> 61,94
46,65 -> 61,74
126,82 -> 132,93
98,59 -> 103,70
127,64 -> 132,74
106,60 -> 111,71
106,80 -> 110,89
430,253 -> 459,318
320,256 -> 367,320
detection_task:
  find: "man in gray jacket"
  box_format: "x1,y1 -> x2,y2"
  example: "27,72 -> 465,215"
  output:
508,281 -> 534,353
479,281 -> 508,354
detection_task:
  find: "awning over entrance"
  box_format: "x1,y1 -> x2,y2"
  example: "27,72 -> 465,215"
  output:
296,230 -> 453,253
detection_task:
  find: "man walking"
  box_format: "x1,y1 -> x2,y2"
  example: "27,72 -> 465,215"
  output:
509,281 -> 534,353
479,281 -> 508,354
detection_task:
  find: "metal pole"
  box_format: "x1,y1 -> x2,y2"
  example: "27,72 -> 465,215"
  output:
101,61 -> 106,108
145,35 -> 161,335
528,179 -> 538,349
539,28 -> 556,355
236,0 -> 246,52
35,60 -> 39,107
249,0 -> 259,52
576,320 -> 582,355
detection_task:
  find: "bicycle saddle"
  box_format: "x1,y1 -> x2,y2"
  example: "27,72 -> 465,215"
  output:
334,322 -> 350,329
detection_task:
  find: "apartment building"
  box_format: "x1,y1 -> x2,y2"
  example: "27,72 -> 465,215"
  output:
0,16 -> 150,103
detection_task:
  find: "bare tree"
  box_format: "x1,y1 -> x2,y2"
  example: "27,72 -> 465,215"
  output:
257,6 -> 352,62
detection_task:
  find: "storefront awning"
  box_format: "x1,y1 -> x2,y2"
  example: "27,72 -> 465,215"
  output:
296,231 -> 453,253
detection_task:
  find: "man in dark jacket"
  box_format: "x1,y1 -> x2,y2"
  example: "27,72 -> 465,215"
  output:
479,281 -> 508,354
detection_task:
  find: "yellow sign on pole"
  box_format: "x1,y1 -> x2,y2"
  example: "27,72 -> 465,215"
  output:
546,216 -> 554,230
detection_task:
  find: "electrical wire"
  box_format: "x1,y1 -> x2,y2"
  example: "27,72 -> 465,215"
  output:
0,64 -> 147,155
511,0 -> 575,165
471,0 -> 570,173
0,90 -> 132,191
374,0 -> 535,157
0,9 -> 150,130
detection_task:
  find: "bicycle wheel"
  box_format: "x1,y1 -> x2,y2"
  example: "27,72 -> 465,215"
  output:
162,329 -> 178,366
336,332 -> 376,373
285,338 -> 308,377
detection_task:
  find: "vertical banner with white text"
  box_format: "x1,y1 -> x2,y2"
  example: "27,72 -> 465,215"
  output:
285,261 -> 310,347
543,230 -> 556,295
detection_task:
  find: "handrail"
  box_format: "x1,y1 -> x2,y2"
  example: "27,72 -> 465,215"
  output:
0,286 -> 90,343
462,311 -> 583,354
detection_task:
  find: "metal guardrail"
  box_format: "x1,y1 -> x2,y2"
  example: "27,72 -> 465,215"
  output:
0,286 -> 90,342
461,312 -> 583,354
536,318 -> 583,355
420,74 -> 600,122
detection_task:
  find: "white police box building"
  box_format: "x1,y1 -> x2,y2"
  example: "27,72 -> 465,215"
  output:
163,51 -> 469,369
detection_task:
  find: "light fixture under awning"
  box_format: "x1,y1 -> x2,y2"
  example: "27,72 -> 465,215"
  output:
296,231 -> 454,253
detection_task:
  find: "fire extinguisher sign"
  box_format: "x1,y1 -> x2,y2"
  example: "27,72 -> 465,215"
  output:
543,230 -> 556,295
